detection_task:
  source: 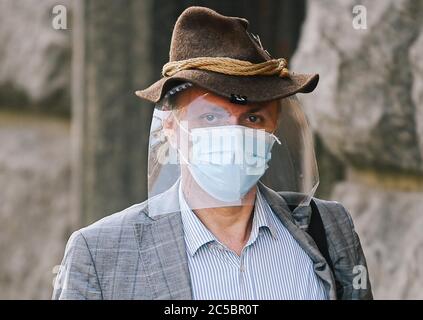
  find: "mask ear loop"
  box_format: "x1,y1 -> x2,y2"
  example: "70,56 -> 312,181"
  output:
270,132 -> 282,145
270,100 -> 283,145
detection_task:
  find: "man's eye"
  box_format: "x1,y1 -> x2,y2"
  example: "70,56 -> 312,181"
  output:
201,114 -> 217,122
247,114 -> 261,123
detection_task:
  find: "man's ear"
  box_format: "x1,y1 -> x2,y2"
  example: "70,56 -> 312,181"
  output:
273,101 -> 283,134
163,113 -> 178,148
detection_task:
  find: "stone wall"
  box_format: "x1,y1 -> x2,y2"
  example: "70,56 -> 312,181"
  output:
0,0 -> 71,114
0,112 -> 73,299
0,0 -> 73,299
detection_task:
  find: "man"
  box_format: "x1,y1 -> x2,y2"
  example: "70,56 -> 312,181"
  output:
53,6 -> 372,300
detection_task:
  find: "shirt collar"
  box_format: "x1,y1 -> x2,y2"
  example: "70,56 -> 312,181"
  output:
246,187 -> 278,246
179,183 -> 278,257
179,183 -> 216,256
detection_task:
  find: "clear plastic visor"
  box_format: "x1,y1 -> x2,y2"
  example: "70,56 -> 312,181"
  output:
147,83 -> 319,217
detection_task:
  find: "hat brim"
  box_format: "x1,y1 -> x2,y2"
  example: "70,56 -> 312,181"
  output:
135,69 -> 319,104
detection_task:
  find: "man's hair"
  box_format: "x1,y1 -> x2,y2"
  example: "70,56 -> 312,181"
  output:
160,81 -> 193,111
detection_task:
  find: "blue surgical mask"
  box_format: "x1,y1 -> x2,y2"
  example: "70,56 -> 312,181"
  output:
179,125 -> 280,202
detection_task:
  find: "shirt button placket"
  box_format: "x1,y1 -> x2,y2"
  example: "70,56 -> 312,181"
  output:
239,252 -> 251,300
239,257 -> 245,299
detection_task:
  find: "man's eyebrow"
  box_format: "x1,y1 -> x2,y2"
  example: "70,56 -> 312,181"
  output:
243,106 -> 268,113
197,103 -> 228,113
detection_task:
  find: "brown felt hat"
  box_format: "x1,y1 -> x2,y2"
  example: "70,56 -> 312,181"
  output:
135,6 -> 319,104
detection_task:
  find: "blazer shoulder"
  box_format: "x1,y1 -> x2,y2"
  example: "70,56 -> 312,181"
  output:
312,197 -> 356,231
312,197 -> 373,300
312,197 -> 361,259
76,199 -> 151,246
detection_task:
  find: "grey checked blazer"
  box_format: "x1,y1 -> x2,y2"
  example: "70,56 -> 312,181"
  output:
52,182 -> 373,300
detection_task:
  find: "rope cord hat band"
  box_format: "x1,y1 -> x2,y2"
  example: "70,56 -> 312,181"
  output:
162,57 -> 290,78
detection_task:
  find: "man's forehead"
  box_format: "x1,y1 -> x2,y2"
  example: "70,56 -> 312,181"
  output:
177,86 -> 278,111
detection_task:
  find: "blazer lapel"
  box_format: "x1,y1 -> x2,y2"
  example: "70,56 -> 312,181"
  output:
134,181 -> 192,299
258,183 -> 337,299
134,212 -> 192,299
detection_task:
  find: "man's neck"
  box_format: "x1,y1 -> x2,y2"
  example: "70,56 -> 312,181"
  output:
191,188 -> 257,256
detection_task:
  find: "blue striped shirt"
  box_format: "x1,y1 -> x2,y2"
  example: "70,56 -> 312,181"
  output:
179,185 -> 327,300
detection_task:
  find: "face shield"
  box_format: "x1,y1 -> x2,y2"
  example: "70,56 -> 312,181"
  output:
147,82 -> 319,217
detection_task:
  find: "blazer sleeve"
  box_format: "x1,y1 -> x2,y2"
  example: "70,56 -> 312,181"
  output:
52,231 -> 103,300
335,202 -> 373,300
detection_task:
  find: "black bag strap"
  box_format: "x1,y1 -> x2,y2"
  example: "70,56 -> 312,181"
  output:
308,200 -> 334,271
289,200 -> 341,298
308,199 -> 342,299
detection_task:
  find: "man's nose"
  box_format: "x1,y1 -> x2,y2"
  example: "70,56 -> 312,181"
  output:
227,115 -> 241,125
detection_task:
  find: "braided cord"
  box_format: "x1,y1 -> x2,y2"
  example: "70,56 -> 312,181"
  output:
162,57 -> 289,78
